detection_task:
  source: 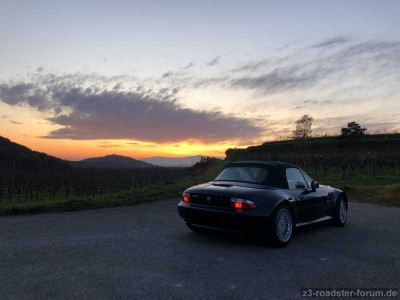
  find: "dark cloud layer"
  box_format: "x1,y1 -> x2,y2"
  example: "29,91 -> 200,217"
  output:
0,75 -> 262,143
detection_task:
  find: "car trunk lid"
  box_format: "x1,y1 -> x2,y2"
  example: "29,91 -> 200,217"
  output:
188,181 -> 273,208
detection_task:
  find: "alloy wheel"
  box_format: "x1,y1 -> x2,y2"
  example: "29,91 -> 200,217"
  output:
275,208 -> 293,243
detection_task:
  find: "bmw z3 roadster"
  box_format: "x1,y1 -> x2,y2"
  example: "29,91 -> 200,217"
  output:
177,161 -> 348,246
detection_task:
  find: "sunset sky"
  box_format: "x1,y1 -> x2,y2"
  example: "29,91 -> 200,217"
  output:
1,0 -> 400,160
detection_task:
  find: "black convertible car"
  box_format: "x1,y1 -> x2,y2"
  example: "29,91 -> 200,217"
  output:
178,161 -> 348,246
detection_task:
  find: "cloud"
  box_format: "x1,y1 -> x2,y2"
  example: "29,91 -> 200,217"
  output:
230,64 -> 327,94
230,56 -> 292,74
313,115 -> 400,134
0,74 -> 262,143
126,142 -> 157,148
184,62 -> 194,69
310,37 -> 350,49
186,39 -> 400,98
99,144 -> 125,148
161,71 -> 175,78
231,59 -> 271,73
1,37 -> 399,143
293,99 -> 333,110
10,120 -> 22,124
0,83 -> 52,111
192,76 -> 229,88
276,40 -> 301,51
227,39 -> 400,94
206,56 -> 221,67
158,65 -> 194,86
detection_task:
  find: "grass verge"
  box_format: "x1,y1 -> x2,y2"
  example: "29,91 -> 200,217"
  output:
0,160 -> 225,215
0,179 -> 194,215
341,184 -> 400,206
318,171 -> 400,207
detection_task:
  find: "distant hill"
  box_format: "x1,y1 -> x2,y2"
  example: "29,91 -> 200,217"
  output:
142,155 -> 203,167
0,136 -> 68,170
67,154 -> 154,169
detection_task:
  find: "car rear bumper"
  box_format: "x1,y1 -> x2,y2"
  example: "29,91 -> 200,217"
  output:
177,201 -> 274,234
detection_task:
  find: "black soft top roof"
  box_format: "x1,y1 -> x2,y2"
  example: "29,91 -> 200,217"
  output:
223,161 -> 299,189
225,160 -> 298,172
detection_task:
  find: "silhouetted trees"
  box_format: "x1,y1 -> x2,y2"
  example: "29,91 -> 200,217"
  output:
341,121 -> 367,138
293,115 -> 313,139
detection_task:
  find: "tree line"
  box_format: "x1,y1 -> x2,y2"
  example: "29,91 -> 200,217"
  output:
293,114 -> 368,140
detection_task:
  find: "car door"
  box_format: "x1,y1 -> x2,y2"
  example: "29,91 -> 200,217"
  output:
300,169 -> 332,217
285,168 -> 324,222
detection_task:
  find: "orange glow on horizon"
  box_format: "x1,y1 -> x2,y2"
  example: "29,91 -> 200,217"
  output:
1,134 -> 243,160
0,102 -> 260,160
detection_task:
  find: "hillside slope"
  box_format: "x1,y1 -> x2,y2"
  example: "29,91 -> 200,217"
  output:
226,134 -> 400,161
0,136 -> 68,170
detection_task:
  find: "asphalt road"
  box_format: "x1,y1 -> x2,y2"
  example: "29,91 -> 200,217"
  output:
1,200 -> 399,300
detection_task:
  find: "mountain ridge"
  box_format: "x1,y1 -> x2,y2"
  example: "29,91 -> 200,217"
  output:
67,154 -> 154,169
0,135 -> 204,169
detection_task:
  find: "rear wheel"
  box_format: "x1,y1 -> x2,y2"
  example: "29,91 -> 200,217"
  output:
332,196 -> 347,227
267,204 -> 294,247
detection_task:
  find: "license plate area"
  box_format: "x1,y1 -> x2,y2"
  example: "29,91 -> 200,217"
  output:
190,194 -> 231,207
192,212 -> 222,227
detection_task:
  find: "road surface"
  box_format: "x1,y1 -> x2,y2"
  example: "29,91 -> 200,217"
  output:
0,200 -> 399,299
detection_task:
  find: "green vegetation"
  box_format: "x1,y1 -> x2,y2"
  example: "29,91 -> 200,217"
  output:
0,158 -> 225,215
314,170 -> 400,207
226,132 -> 400,207
341,121 -> 367,139
1,131 -> 400,216
0,180 -> 192,215
2,155 -> 399,215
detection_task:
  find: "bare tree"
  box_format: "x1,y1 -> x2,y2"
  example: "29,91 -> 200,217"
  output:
293,115 -> 313,139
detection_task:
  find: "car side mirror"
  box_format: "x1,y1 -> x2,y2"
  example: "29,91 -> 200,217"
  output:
311,181 -> 319,191
295,182 -> 306,189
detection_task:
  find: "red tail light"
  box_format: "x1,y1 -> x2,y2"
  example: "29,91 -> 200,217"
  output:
231,198 -> 256,211
182,193 -> 190,203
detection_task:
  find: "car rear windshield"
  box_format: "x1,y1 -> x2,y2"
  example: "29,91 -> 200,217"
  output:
215,167 -> 269,184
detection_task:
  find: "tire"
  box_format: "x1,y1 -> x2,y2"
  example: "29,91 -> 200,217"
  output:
186,223 -> 207,233
332,195 -> 347,227
267,204 -> 294,247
